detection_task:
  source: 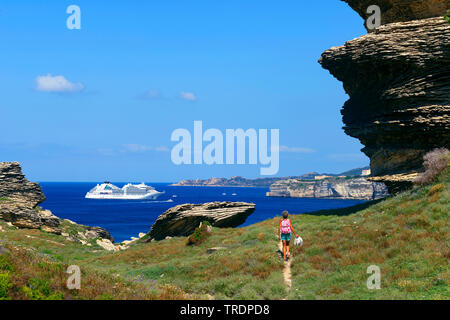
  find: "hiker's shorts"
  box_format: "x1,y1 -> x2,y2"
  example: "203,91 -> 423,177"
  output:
281,233 -> 291,241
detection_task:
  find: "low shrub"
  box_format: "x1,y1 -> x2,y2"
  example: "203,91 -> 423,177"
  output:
0,273 -> 12,299
414,148 -> 449,186
186,221 -> 212,246
428,183 -> 445,195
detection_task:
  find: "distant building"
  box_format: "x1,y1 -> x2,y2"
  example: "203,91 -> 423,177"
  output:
314,175 -> 332,180
361,169 -> 371,176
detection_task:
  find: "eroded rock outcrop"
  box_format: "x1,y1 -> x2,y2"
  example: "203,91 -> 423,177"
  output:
343,0 -> 449,28
146,201 -> 255,241
319,2 -> 449,192
0,162 -> 113,242
266,177 -> 388,200
0,162 -> 62,234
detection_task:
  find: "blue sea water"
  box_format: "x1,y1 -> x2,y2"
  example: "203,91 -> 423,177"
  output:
39,182 -> 365,243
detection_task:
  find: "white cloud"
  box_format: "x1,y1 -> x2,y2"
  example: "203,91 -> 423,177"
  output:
36,74 -> 84,93
279,145 -> 315,153
141,89 -> 163,100
97,148 -> 116,156
121,144 -> 152,153
155,146 -> 170,152
180,91 -> 197,101
120,144 -> 169,153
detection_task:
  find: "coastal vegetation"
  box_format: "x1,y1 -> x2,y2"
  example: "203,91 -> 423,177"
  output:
0,165 -> 448,299
187,221 -> 212,246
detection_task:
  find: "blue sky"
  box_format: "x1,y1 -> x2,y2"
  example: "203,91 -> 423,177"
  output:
0,0 -> 368,182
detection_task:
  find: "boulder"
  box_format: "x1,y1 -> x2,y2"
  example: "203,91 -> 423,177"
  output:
96,238 -> 117,252
206,247 -> 227,254
84,226 -> 114,242
146,201 -> 255,241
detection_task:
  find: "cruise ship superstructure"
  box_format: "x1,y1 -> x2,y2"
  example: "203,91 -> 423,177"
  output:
85,182 -> 164,200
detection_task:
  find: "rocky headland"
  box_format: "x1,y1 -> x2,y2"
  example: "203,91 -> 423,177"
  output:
319,0 -> 450,193
171,174 -> 319,187
0,162 -> 113,243
171,168 -> 372,187
146,201 -> 256,241
266,177 -> 388,200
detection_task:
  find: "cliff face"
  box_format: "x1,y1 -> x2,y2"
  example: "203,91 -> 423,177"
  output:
266,178 -> 388,200
0,162 -> 46,206
319,1 -> 450,192
0,162 -> 61,234
0,162 -> 113,241
343,0 -> 449,27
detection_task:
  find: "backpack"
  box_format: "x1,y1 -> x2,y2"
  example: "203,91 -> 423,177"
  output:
280,219 -> 291,234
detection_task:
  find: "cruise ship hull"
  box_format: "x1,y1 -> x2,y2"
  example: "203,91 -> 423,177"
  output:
85,191 -> 164,200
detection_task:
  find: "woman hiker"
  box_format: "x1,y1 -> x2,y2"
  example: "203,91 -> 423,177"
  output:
278,210 -> 298,261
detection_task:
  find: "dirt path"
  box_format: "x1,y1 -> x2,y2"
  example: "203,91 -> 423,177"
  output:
278,242 -> 292,291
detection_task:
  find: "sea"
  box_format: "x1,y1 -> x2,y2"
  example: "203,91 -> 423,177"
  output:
39,182 -> 365,243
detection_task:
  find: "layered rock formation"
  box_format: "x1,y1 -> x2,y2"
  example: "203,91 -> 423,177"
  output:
0,162 -> 61,234
266,178 -> 388,200
0,162 -> 113,241
343,0 -> 449,28
319,1 -> 450,192
146,201 -> 255,241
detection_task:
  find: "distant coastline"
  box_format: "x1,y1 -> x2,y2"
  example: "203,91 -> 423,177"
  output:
170,167 -> 389,200
171,167 -> 371,187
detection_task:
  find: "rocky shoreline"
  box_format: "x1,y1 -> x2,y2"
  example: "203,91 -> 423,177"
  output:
1,162 -> 257,250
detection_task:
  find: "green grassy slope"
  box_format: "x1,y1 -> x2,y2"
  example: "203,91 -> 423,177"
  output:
288,169 -> 449,299
0,170 -> 448,299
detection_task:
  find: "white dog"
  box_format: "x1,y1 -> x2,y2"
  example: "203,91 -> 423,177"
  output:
294,236 -> 303,247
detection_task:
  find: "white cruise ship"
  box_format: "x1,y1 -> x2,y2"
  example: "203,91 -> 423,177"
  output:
85,182 -> 164,200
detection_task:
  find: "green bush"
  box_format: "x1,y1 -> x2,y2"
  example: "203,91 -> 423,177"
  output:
0,273 -> 12,299
23,278 -> 64,300
0,255 -> 14,272
186,223 -> 212,246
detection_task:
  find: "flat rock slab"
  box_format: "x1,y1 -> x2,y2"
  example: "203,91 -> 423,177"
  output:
147,201 -> 255,241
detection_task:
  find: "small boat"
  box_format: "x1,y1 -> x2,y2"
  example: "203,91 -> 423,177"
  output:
85,182 -> 164,200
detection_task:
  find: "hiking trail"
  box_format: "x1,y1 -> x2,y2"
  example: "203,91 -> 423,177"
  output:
278,242 -> 292,291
